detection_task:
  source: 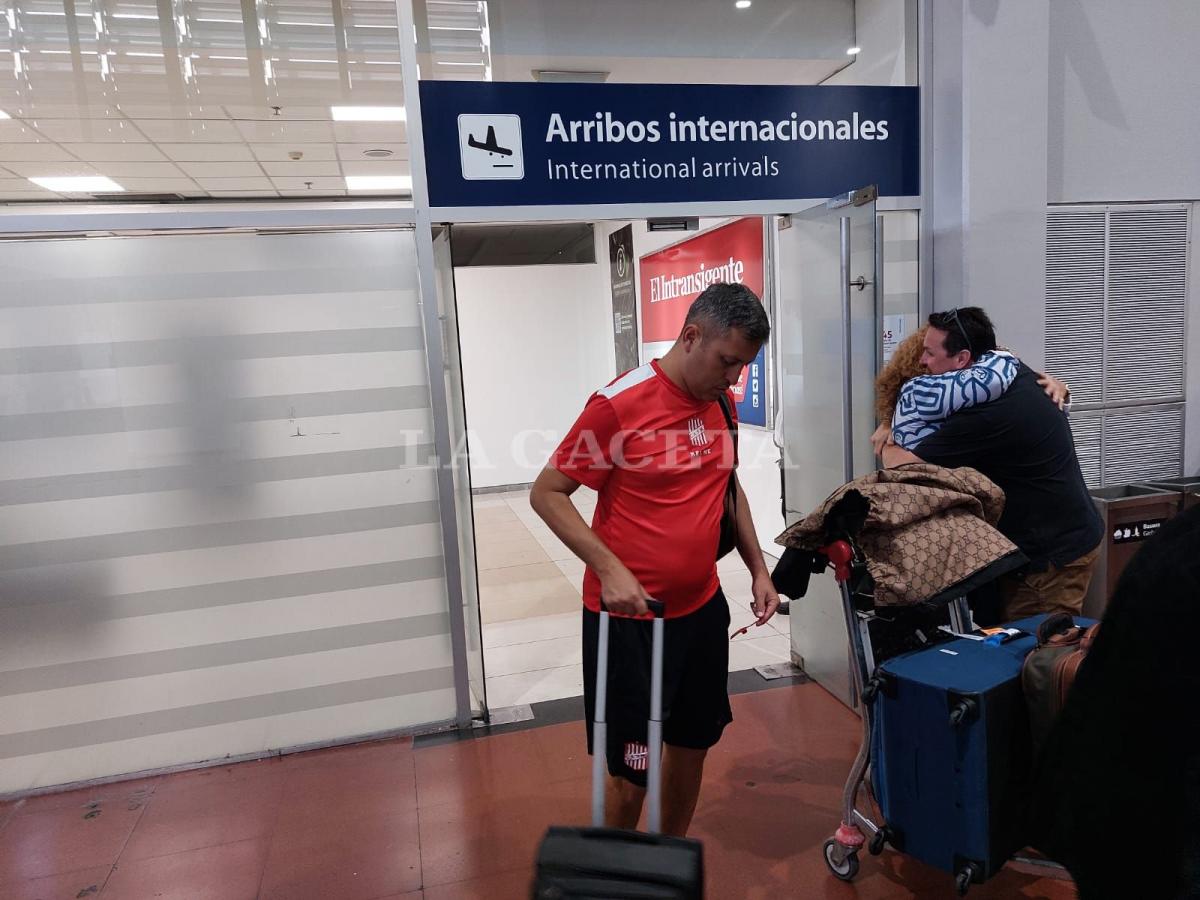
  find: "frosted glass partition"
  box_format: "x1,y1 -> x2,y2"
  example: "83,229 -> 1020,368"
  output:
0,228 -> 455,794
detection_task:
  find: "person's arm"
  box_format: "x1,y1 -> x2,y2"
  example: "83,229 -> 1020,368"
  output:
1037,372 -> 1070,410
530,466 -> 650,617
732,475 -> 780,625
882,444 -> 924,468
871,421 -> 892,457
999,347 -> 1068,409
531,393 -> 653,617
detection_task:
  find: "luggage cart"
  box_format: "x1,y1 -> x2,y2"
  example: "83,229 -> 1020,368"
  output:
816,536 -> 976,888
815,536 -> 1066,896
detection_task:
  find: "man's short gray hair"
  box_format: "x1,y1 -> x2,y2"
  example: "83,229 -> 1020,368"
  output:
683,282 -> 770,344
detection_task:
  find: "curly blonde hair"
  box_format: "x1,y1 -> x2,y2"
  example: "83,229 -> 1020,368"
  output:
875,325 -> 928,424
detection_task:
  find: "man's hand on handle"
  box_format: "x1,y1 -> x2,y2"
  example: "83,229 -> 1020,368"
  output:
599,561 -> 652,617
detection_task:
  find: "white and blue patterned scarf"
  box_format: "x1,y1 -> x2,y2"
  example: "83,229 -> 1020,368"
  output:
892,350 -> 1019,449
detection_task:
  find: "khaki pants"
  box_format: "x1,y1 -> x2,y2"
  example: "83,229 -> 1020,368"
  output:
1001,543 -> 1101,620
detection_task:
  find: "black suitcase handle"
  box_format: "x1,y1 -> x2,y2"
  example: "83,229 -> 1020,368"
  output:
599,598 -> 666,618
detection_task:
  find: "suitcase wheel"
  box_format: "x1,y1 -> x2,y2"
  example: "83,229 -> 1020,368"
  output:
867,827 -> 890,856
823,838 -> 860,882
955,861 -> 982,896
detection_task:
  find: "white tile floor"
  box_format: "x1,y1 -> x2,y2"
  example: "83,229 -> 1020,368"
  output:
473,488 -> 792,709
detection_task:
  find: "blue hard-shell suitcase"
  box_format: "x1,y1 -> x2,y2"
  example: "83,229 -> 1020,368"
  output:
869,614 -> 1092,887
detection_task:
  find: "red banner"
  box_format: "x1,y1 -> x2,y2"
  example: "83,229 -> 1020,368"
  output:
638,217 -> 765,344
638,217 -> 765,404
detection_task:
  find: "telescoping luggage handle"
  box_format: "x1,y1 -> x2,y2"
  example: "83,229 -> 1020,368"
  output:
593,598 -> 667,833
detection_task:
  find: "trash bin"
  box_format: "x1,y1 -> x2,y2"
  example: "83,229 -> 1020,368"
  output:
1083,484 -> 1180,619
1140,475 -> 1200,514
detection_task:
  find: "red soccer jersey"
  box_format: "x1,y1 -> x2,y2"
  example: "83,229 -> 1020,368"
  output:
550,360 -> 737,618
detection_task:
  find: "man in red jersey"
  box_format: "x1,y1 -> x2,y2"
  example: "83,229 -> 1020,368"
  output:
530,282 -> 781,837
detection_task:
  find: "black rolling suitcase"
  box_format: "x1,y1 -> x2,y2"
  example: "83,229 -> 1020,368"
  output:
531,600 -> 704,899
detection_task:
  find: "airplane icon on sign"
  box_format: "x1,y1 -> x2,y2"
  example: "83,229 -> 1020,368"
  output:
457,114 -> 524,180
467,125 -> 513,158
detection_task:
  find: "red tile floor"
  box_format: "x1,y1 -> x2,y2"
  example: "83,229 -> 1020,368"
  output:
0,682 -> 1077,899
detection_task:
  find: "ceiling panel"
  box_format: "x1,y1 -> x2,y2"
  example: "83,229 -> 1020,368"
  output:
0,178 -> 46,190
223,105 -> 334,121
0,122 -> 50,144
234,121 -> 338,143
252,144 -> 339,162
177,161 -> 269,178
0,0 -> 857,203
117,105 -> 232,120
63,143 -> 171,162
24,119 -> 149,143
332,123 -> 407,144
95,162 -> 190,177
260,161 -> 343,177
0,145 -> 79,163
193,177 -> 277,191
269,176 -> 348,191
2,162 -> 100,178
158,144 -> 257,162
340,160 -> 412,177
134,120 -> 245,143
0,104 -> 122,120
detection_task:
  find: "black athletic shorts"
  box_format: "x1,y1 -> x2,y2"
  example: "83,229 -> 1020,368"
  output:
582,588 -> 733,787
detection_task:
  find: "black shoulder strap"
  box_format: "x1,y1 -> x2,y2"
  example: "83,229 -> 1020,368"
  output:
716,393 -> 739,465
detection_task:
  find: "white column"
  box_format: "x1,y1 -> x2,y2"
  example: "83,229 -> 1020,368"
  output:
926,0 -> 1050,368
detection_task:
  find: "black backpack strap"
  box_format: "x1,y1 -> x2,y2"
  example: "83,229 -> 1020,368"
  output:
716,393 -> 739,465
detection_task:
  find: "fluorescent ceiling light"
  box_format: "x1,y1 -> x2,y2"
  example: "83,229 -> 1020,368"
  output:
29,176 -> 125,192
735,0 -> 752,8
0,109 -> 10,119
847,46 -> 862,55
346,175 -> 412,192
331,106 -> 406,122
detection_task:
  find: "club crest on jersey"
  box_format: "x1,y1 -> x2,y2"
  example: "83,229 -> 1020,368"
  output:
624,741 -> 649,771
687,417 -> 707,447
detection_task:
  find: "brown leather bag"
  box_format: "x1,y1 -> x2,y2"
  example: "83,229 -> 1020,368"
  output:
715,394 -> 739,560
1022,613 -> 1099,756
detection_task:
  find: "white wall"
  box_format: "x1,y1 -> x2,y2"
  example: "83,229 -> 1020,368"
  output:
928,0 -> 1050,369
455,231 -> 615,489
1048,0 -> 1200,204
823,0 -> 914,87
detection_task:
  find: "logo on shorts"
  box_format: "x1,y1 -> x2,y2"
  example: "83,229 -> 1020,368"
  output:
623,741 -> 649,772
687,417 -> 707,447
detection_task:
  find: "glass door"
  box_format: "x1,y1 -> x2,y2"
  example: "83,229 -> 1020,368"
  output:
431,225 -> 488,719
775,186 -> 882,707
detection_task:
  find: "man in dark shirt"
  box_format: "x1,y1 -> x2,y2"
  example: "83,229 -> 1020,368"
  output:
882,307 -> 1103,618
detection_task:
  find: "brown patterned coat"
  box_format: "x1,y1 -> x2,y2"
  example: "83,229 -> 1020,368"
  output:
775,464 -> 1022,607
